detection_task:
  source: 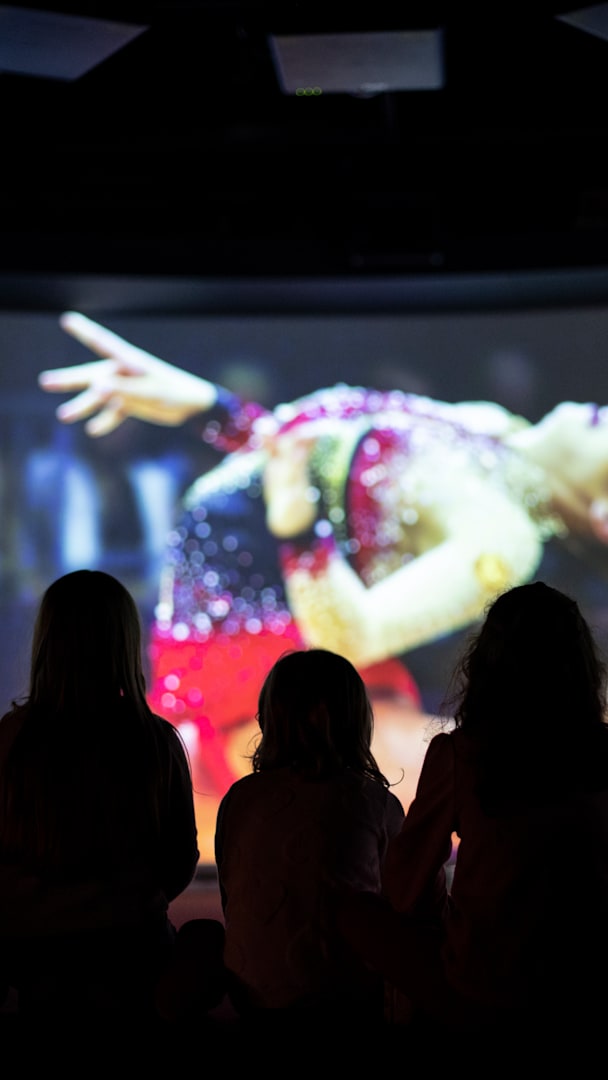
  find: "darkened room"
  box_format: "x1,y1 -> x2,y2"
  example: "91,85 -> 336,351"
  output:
3,2 -> 608,1059
2,1 -> 608,277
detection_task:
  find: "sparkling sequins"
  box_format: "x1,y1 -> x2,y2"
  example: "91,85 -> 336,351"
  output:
156,387 -> 565,660
159,448 -> 293,644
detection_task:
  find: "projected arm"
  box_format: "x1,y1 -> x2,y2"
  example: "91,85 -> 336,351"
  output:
270,465 -> 544,667
38,312 -> 222,436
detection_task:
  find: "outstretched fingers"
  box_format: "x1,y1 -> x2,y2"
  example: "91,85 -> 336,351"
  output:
84,402 -> 126,437
54,385 -> 117,425
58,311 -> 142,363
38,359 -> 115,393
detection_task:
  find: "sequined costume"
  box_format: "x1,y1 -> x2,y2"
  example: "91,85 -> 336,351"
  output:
148,386 -> 562,795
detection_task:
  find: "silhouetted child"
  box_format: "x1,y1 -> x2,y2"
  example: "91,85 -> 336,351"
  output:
0,569 -> 207,1019
213,647 -> 405,1019
335,581 -> 608,1043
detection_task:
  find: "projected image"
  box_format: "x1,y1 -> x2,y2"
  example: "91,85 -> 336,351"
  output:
3,289 -> 608,861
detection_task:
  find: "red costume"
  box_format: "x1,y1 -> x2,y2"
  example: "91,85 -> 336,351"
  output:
147,386 -> 484,795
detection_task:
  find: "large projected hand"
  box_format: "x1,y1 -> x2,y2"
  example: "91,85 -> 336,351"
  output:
38,311 -> 217,436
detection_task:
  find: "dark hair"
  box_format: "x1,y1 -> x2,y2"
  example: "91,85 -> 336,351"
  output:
0,570 -> 186,870
443,581 -> 608,809
28,569 -> 149,715
250,648 -> 389,785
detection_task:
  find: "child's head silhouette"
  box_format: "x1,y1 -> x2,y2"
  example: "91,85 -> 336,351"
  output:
454,580 -> 606,737
29,568 -> 147,713
251,647 -> 389,784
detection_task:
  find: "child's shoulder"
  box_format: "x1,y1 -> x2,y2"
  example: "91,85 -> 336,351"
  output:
219,767 -> 291,803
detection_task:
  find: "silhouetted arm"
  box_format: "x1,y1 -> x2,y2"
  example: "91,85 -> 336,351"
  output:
382,733 -> 455,919
159,722 -> 200,901
213,787 -> 233,914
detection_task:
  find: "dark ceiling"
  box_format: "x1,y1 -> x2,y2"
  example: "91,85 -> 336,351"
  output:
3,1 -> 608,277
